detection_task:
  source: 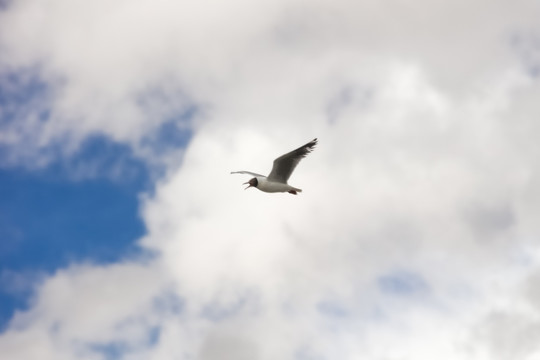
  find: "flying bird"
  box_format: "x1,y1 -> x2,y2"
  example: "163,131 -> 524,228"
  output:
231,138 -> 317,195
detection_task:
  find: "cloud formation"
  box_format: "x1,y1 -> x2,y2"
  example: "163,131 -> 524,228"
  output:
2,0 -> 540,359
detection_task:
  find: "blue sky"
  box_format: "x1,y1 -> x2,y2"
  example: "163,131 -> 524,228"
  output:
1,1 -> 540,359
0,136 -> 149,328
0,68 -> 193,326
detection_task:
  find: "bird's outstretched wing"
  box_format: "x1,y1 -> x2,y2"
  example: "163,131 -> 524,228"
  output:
230,171 -> 266,177
267,138 -> 317,183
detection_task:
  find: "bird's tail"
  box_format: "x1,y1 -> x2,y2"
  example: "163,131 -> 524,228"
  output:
288,188 -> 302,195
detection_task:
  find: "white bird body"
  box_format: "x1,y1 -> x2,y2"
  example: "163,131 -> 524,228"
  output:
255,177 -> 301,193
231,138 -> 317,195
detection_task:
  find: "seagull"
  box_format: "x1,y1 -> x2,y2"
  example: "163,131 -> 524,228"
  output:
231,138 -> 317,195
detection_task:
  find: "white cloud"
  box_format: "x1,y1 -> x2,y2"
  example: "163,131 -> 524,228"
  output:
2,0 -> 540,359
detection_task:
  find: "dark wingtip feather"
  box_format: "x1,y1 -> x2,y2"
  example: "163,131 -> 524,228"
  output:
295,138 -> 317,159
307,138 -> 317,150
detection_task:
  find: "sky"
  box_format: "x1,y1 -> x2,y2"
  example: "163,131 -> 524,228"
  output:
1,0 -> 540,359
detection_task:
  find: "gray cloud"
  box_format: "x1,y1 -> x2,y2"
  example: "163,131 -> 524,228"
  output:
472,311 -> 540,360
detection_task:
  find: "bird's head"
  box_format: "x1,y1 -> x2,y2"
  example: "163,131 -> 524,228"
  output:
243,177 -> 258,190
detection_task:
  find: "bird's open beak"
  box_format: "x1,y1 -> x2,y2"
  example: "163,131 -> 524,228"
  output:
243,181 -> 252,190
